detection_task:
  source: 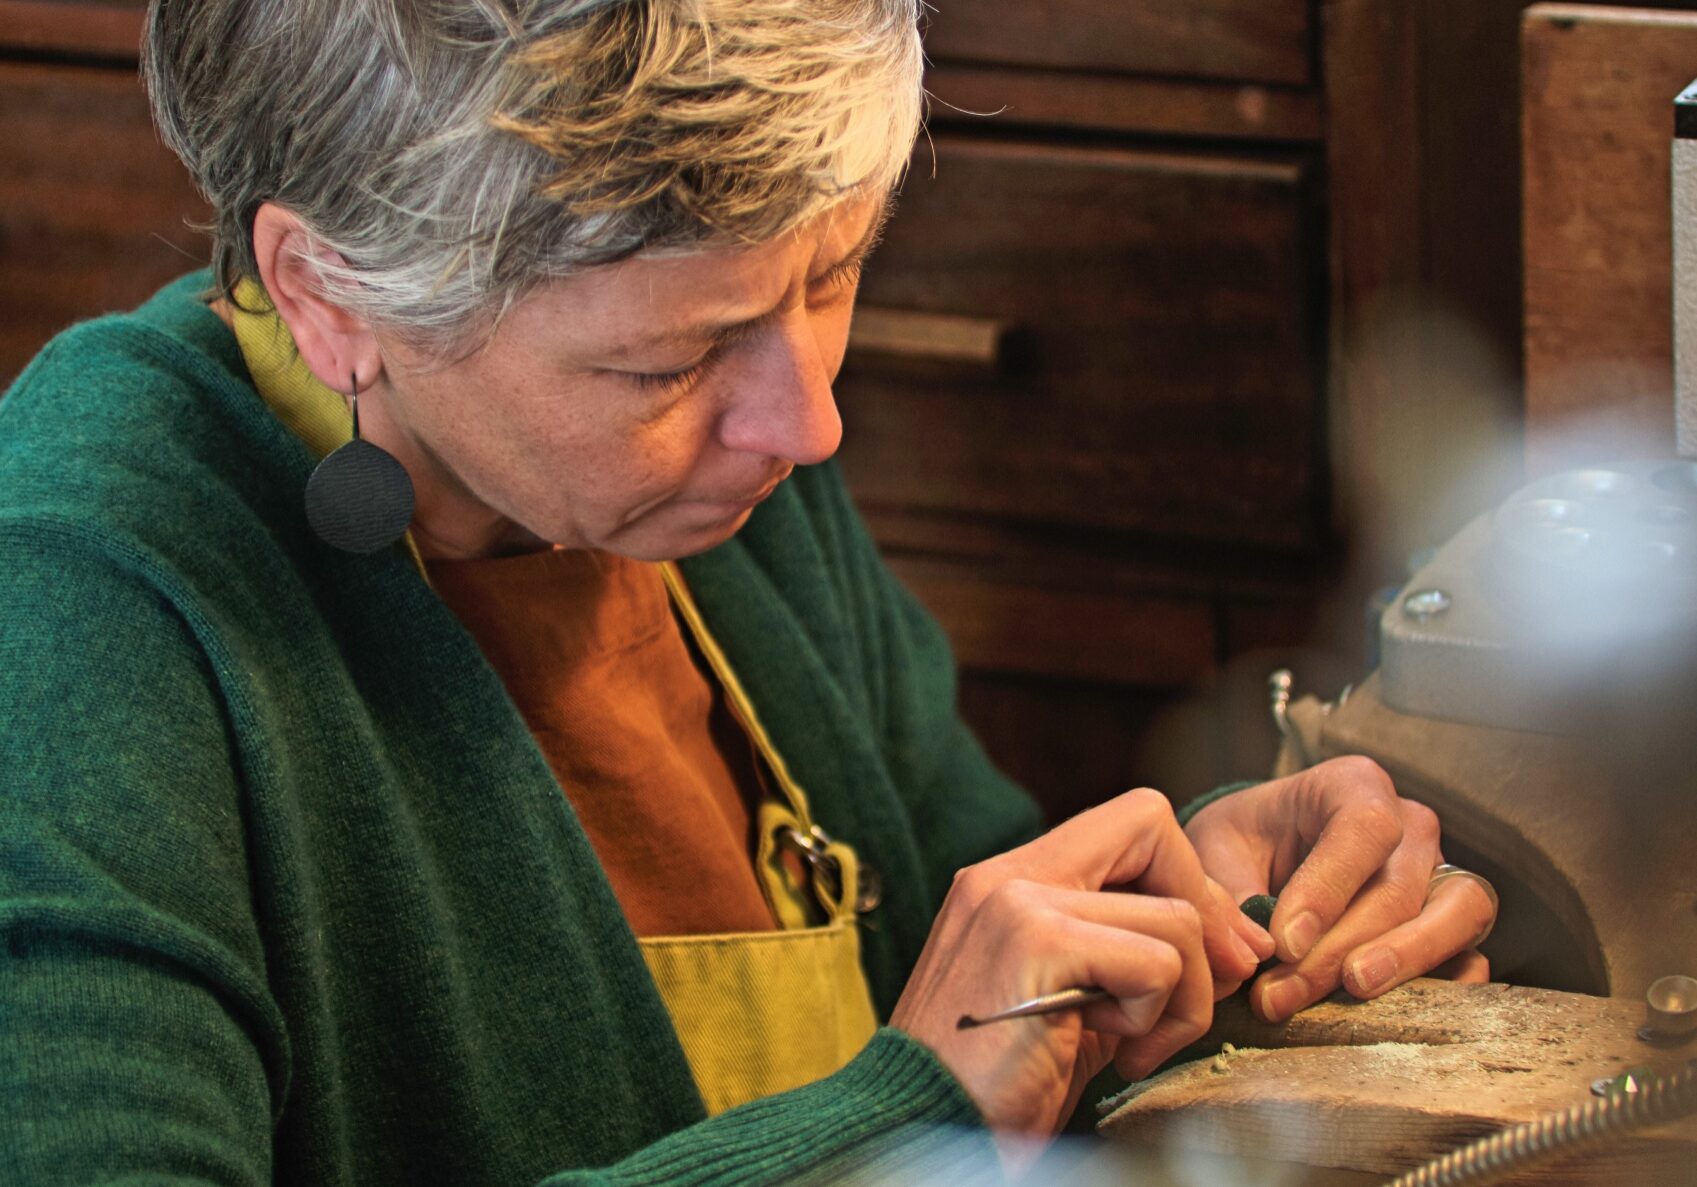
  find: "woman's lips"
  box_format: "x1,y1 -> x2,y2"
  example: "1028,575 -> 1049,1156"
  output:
696,472 -> 787,510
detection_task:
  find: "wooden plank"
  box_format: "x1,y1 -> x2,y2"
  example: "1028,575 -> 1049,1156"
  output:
0,0 -> 144,60
923,0 -> 1314,88
1320,0 -> 1433,589
1102,978 -> 1697,1182
847,307 -> 1005,372
0,60 -> 209,388
1522,4 -> 1697,473
925,65 -> 1323,143
1320,0 -> 1534,624
953,675 -> 1181,825
860,508 -> 1324,601
888,557 -> 1216,688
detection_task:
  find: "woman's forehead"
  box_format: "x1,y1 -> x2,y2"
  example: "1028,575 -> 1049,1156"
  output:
505,191 -> 889,361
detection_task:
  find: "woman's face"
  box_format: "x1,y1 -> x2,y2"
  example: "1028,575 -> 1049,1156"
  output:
364,192 -> 888,560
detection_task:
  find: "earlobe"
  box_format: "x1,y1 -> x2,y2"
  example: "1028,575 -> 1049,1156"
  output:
250,202 -> 384,393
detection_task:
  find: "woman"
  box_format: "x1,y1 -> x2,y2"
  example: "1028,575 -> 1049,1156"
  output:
0,0 -> 1495,1182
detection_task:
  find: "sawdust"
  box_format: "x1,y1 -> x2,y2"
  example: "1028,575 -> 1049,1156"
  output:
1350,1041 -> 1434,1073
1391,982 -> 1547,1047
1211,1042 -> 1242,1074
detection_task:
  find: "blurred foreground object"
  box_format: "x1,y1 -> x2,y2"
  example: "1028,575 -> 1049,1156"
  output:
1126,455 -> 1697,1177
1379,461 -> 1697,736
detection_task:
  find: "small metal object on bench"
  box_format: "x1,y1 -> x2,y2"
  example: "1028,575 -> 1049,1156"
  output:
1267,668 -> 1312,767
1642,974 -> 1697,1043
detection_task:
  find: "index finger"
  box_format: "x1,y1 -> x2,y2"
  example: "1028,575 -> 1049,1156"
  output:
1269,760 -> 1404,964
1010,788 -> 1261,987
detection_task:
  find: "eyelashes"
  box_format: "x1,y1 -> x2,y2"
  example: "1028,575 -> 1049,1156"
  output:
632,353 -> 716,397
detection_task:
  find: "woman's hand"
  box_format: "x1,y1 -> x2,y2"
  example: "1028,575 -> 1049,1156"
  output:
889,789 -> 1275,1166
1183,756 -> 1494,1022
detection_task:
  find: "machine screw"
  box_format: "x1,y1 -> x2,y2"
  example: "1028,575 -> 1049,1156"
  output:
1402,588 -> 1452,620
1643,975 -> 1697,1042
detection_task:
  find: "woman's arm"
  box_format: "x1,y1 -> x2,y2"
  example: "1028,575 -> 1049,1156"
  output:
0,531 -> 283,1185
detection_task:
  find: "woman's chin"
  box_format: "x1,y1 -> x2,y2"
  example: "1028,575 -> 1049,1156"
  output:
599,504 -> 755,562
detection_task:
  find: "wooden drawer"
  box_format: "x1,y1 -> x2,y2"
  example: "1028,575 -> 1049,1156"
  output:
0,61 -> 208,386
923,0 -> 1314,87
838,134 -> 1325,554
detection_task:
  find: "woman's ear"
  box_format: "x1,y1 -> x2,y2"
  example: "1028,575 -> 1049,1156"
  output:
251,202 -> 383,394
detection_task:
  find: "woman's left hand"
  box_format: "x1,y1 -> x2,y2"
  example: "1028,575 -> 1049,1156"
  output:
1183,756 -> 1495,1022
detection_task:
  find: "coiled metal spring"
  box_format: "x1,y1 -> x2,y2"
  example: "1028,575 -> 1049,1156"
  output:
1385,1060 -> 1697,1186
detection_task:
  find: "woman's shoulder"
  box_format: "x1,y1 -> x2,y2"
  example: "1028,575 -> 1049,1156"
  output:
5,271 -> 241,403
0,272 -> 308,572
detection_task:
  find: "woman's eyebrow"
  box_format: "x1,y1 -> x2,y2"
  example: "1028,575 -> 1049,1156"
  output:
608,194 -> 897,362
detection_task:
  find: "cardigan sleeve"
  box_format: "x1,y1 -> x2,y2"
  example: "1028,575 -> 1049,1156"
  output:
535,1029 -> 1000,1187
0,532 -> 283,1185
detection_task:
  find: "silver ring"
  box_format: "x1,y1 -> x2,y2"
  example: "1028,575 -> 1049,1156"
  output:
1426,863 -> 1498,949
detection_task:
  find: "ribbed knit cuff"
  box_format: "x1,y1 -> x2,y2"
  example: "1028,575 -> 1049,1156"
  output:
1176,780 -> 1259,828
574,1028 -> 1001,1186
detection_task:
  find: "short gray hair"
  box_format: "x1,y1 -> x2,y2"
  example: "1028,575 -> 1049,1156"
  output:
143,0 -> 922,345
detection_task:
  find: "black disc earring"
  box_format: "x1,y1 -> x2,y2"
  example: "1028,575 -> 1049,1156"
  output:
303,373 -> 416,554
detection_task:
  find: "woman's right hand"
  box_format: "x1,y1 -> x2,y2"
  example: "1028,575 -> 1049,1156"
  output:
888,789 -> 1273,1167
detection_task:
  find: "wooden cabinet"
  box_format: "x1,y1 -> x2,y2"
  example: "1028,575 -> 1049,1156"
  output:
0,57 -> 209,378
923,0 -> 1315,85
838,7 -> 1334,816
840,136 -> 1323,552
0,0 -> 1352,818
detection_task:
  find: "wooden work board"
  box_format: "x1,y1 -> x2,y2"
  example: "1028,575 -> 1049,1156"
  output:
1099,978 -> 1697,1183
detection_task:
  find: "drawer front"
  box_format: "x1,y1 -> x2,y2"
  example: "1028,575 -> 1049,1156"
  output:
0,61 -> 208,386
837,135 -> 1324,554
923,0 -> 1314,87
0,0 -> 147,58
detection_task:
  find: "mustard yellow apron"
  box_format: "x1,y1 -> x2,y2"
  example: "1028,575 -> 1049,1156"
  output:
229,284 -> 879,1116
649,564 -> 878,1115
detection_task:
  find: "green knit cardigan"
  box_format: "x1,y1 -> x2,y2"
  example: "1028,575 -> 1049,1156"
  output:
0,274 -> 1051,1185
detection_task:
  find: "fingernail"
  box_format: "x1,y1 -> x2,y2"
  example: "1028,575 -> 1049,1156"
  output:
1283,911 -> 1321,961
1259,972 -> 1310,1021
1243,921 -> 1276,961
1229,929 -> 1259,970
1119,988 -> 1166,1033
1349,946 -> 1399,996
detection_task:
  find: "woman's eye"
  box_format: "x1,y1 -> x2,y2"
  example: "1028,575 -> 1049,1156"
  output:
632,355 -> 713,395
812,260 -> 863,301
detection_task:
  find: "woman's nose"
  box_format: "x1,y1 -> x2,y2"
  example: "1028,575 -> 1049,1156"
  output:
716,315 -> 843,466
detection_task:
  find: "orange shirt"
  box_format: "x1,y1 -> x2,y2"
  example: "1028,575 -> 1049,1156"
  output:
426,548 -> 776,936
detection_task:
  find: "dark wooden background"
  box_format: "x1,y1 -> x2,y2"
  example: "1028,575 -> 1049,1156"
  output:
5,0 -> 1694,822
